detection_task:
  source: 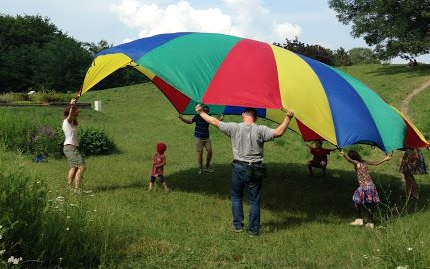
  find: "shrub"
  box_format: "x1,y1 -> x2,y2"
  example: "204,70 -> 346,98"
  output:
29,126 -> 64,158
78,128 -> 117,156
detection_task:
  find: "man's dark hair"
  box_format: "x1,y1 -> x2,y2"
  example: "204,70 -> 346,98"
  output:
243,107 -> 257,121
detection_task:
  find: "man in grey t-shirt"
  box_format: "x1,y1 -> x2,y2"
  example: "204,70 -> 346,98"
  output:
195,104 -> 294,236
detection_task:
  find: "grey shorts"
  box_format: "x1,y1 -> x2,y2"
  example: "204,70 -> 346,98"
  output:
63,146 -> 85,168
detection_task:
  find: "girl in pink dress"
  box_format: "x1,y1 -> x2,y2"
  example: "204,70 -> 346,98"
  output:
149,142 -> 169,192
340,150 -> 391,228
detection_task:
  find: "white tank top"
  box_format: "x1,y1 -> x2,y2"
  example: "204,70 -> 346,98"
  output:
62,119 -> 79,146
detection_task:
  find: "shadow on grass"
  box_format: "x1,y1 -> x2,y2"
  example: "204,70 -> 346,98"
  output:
167,162 -> 430,229
92,181 -> 142,192
365,64 -> 430,77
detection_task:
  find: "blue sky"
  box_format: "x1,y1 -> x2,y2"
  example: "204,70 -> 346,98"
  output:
2,0 -> 429,63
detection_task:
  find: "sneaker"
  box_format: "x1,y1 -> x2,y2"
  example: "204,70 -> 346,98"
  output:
197,169 -> 204,175
204,167 -> 214,173
248,231 -> 259,238
349,218 -> 364,226
365,223 -> 374,229
230,225 -> 243,233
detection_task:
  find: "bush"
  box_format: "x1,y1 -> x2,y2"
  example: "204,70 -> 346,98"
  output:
78,128 -> 117,156
29,127 -> 64,158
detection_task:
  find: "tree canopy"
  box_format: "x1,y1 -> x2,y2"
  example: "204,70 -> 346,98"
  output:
329,0 -> 430,60
0,14 -> 147,93
0,14 -> 92,92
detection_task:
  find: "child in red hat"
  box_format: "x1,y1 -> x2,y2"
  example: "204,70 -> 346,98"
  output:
149,142 -> 169,192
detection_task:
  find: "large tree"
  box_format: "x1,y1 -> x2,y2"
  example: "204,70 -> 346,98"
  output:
0,14 -> 92,92
329,0 -> 430,60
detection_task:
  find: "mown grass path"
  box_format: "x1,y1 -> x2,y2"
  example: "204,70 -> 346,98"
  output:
401,77 -> 430,116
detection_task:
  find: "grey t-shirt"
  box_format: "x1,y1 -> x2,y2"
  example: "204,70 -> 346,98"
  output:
219,122 -> 275,163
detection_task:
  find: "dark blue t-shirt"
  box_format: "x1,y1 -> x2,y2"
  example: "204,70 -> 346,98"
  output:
192,115 -> 210,139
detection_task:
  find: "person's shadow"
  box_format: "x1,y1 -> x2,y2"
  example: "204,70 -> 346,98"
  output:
167,162 -> 430,230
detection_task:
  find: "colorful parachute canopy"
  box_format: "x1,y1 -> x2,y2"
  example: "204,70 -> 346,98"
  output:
80,32 -> 429,153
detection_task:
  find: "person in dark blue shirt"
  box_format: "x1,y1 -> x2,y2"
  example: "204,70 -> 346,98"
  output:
179,105 -> 224,174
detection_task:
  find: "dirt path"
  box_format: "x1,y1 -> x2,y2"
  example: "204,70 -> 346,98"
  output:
400,78 -> 430,116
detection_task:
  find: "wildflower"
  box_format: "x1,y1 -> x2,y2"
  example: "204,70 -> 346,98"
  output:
13,257 -> 22,265
0,250 -> 5,255
7,256 -> 21,264
66,227 -> 70,231
407,247 -> 413,251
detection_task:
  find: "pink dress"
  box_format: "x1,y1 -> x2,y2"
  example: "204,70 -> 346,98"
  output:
352,162 -> 380,205
151,153 -> 165,177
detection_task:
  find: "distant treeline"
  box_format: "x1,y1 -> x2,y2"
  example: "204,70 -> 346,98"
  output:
273,38 -> 380,67
0,14 -> 148,93
0,14 -> 379,93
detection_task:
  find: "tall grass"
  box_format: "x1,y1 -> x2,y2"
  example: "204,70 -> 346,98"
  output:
0,107 -> 59,152
0,153 -> 109,268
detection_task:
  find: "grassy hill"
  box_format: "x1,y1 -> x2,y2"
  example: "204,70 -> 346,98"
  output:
1,64 -> 429,268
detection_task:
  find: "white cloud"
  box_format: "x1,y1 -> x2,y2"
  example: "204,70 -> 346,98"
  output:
110,0 -> 301,43
271,21 -> 301,41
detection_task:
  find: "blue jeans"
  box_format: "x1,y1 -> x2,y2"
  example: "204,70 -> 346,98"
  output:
231,162 -> 262,234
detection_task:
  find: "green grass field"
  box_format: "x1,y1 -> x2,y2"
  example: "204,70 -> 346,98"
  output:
1,64 -> 430,268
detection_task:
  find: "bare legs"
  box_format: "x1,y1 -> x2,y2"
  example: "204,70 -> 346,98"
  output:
403,172 -> 418,199
206,149 -> 212,169
149,178 -> 169,193
197,148 -> 213,172
197,150 -> 203,170
307,161 -> 327,177
67,165 -> 85,190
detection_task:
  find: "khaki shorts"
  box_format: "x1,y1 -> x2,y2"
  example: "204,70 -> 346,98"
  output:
194,137 -> 212,152
63,146 -> 85,168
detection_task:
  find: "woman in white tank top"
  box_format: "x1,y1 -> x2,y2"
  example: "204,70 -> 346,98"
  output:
62,98 -> 85,193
